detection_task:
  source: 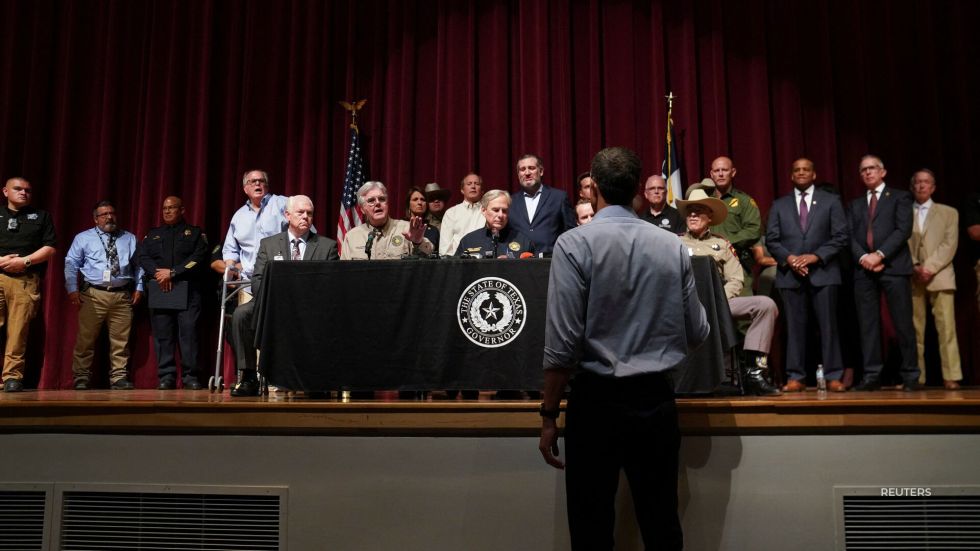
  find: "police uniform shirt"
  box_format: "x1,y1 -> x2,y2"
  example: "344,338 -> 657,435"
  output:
679,230 -> 744,299
340,217 -> 434,260
139,221 -> 209,282
456,225 -> 535,258
0,206 -> 57,275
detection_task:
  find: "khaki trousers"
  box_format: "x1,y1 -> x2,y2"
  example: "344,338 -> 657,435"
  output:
0,273 -> 41,382
72,287 -> 134,384
729,295 -> 778,355
912,285 -> 962,384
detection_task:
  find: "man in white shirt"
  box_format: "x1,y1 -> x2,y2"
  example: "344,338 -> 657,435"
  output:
438,173 -> 485,256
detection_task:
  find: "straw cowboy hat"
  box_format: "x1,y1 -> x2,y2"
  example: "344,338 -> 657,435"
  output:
676,187 -> 728,225
685,177 -> 717,199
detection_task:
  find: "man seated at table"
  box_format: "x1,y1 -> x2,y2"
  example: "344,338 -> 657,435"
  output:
340,181 -> 433,260
678,189 -> 781,396
456,190 -> 534,258
230,195 -> 339,396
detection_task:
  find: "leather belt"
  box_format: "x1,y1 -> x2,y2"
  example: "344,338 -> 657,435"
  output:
88,283 -> 132,292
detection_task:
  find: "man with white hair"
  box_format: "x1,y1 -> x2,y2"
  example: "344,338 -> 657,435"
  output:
230,195 -> 338,396
456,189 -> 534,258
340,181 -> 433,260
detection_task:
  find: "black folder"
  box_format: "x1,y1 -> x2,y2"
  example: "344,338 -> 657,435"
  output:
147,279 -> 189,310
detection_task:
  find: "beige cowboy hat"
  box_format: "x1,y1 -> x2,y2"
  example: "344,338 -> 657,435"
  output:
685,177 -> 717,199
676,188 -> 728,225
423,182 -> 451,202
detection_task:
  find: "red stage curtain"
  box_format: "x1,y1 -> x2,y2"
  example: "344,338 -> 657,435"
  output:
1,0 -> 977,388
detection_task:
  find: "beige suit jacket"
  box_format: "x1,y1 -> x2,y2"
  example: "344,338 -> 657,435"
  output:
909,202 -> 958,291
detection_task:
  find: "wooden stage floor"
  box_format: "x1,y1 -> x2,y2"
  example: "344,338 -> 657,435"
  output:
2,387 -> 979,436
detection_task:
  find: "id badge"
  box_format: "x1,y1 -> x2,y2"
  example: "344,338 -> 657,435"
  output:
273,254 -> 284,261
102,269 -> 112,283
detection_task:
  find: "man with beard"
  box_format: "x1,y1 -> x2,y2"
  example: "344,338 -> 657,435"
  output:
508,154 -> 576,255
65,200 -> 144,390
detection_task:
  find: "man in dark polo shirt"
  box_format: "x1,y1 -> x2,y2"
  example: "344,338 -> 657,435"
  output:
0,177 -> 57,392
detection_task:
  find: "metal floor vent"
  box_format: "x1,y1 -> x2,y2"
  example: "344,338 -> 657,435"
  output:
839,489 -> 980,550
57,488 -> 284,551
0,489 -> 47,551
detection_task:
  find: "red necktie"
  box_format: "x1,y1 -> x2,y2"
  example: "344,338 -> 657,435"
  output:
866,190 -> 877,250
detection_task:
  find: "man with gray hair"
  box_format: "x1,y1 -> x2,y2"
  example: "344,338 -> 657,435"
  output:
230,195 -> 338,396
340,181 -> 433,260
455,189 -> 534,258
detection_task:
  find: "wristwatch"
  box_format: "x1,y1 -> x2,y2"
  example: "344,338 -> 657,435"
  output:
539,403 -> 560,420
23,257 -> 31,268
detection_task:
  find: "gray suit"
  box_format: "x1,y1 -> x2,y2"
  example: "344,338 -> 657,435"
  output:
766,188 -> 849,382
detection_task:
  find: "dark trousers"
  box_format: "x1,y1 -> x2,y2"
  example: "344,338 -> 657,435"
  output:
150,289 -> 202,383
231,300 -> 257,374
781,282 -> 842,382
565,372 -> 682,551
853,270 -> 919,382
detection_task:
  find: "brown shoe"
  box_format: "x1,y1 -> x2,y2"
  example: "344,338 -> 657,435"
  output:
828,380 -> 846,393
944,380 -> 961,390
781,379 -> 806,392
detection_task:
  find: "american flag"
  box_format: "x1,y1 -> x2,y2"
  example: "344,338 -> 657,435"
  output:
336,125 -> 365,252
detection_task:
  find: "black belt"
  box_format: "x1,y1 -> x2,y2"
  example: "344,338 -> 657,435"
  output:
87,283 -> 132,293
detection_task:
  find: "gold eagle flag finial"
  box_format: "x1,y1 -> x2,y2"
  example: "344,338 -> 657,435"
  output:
339,99 -> 367,131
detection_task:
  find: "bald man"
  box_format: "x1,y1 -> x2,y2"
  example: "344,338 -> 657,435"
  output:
707,156 -> 762,289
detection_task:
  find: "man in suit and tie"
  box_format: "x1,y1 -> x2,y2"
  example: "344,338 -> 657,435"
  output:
230,195 -> 339,396
908,169 -> 962,390
508,154 -> 576,255
848,155 -> 919,391
766,158 -> 850,392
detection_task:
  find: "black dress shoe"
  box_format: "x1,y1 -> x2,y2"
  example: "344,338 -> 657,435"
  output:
3,379 -> 24,392
111,379 -> 135,390
852,377 -> 881,392
183,380 -> 203,390
158,379 -> 176,390
902,381 -> 922,392
74,380 -> 90,391
230,379 -> 260,397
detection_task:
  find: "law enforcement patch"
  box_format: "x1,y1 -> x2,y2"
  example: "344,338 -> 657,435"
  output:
457,277 -> 526,348
392,235 -> 404,246
27,213 -> 38,220
729,198 -> 739,208
508,241 -> 520,252
184,229 -> 192,236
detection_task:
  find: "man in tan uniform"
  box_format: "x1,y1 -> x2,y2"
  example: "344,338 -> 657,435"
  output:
908,169 -> 962,389
340,181 -> 434,260
678,189 -> 780,396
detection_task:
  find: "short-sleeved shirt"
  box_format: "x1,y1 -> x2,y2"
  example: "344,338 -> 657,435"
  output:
0,206 -> 57,275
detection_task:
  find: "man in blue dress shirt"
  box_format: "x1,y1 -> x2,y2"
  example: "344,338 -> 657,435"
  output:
65,200 -> 144,390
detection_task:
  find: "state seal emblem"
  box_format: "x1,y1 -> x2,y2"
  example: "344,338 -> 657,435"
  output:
457,277 -> 526,348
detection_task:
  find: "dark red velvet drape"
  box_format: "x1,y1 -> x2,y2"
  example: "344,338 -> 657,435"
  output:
1,0 -> 977,388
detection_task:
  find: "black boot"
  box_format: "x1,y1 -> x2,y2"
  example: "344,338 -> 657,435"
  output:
230,370 -> 260,397
741,353 -> 781,396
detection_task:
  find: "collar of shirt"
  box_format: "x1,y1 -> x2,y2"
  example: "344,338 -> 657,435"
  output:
245,194 -> 272,212
288,229 -> 310,244
464,200 -> 481,210
795,185 -> 815,199
915,198 -> 934,211
868,182 -> 886,198
522,187 -> 543,199
594,204 -> 640,221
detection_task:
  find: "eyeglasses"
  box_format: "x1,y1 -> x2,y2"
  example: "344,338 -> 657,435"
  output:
245,178 -> 268,185
363,196 -> 387,205
859,166 -> 882,174
95,212 -> 116,218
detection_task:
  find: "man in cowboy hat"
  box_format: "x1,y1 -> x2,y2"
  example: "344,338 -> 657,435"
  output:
422,182 -> 450,230
678,188 -> 781,396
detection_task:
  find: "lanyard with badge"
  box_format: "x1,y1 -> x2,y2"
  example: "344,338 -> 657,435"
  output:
96,231 -> 119,283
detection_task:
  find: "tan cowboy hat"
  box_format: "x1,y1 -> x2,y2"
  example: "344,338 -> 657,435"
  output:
676,188 -> 728,225
423,182 -> 451,202
685,177 -> 716,199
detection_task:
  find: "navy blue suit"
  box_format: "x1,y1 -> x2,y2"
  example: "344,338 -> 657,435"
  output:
508,185 -> 576,255
766,188 -> 849,382
847,186 -> 918,383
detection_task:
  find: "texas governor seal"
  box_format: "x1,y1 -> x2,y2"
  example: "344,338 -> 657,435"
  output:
457,277 -> 527,348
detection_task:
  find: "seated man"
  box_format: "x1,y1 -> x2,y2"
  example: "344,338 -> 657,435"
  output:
340,181 -> 434,259
230,195 -> 339,396
456,190 -> 534,258
678,189 -> 781,396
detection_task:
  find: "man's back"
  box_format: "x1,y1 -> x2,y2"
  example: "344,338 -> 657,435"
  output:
544,205 -> 708,377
